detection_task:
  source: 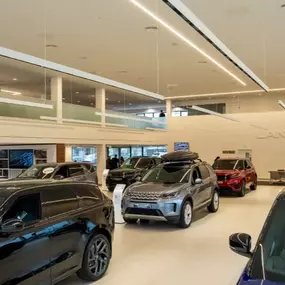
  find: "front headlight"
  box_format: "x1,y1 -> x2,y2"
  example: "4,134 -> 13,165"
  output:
161,191 -> 181,199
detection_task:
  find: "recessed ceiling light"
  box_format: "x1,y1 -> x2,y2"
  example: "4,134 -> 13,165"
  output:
145,26 -> 158,31
46,44 -> 58,48
63,97 -> 66,100
158,100 -> 161,103
91,95 -> 95,98
131,0 -> 246,86
118,101 -> 121,103
76,91 -> 79,94
129,103 -> 132,105
77,100 -> 80,103
12,78 -> 17,81
106,98 -> 109,101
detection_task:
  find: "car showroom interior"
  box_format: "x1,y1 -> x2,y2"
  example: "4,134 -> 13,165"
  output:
0,0 -> 285,285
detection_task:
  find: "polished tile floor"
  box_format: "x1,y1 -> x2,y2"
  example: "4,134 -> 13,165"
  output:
60,186 -> 282,285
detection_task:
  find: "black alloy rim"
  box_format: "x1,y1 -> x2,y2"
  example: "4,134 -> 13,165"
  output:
88,237 -> 110,277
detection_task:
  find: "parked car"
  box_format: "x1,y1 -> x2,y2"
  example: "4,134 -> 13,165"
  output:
121,151 -> 219,228
229,189 -> 285,284
0,180 -> 114,285
13,162 -> 98,184
107,156 -> 161,192
212,158 -> 257,197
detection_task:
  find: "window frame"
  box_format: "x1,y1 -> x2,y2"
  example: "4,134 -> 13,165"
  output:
190,166 -> 202,185
199,164 -> 211,179
67,163 -> 86,178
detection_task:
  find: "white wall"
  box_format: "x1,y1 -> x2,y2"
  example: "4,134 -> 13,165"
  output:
167,111 -> 285,179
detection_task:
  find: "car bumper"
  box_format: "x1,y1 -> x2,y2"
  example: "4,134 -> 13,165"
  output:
121,196 -> 183,222
218,179 -> 243,192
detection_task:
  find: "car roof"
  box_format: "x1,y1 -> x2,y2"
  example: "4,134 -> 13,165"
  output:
0,180 -> 94,200
33,162 -> 93,168
277,188 -> 285,200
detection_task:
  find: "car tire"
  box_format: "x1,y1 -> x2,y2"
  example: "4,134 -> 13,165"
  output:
238,181 -> 246,197
207,190 -> 219,213
178,200 -> 193,229
123,217 -> 138,224
140,219 -> 150,224
77,233 -> 111,282
250,178 -> 257,191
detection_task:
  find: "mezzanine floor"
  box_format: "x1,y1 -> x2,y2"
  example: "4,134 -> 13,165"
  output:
60,186 -> 282,285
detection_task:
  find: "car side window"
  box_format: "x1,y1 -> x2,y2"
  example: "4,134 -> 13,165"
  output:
191,167 -> 202,185
199,165 -> 210,179
2,193 -> 41,224
155,158 -> 162,165
72,184 -> 101,207
68,164 -> 85,177
41,185 -> 79,218
55,165 -> 69,179
181,170 -> 191,183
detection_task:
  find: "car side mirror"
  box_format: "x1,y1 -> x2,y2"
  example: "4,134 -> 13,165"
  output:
229,233 -> 252,258
135,176 -> 142,182
54,175 -> 64,180
195,178 -> 202,185
1,218 -> 24,233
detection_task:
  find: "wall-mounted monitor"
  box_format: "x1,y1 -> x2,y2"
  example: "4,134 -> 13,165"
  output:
174,142 -> 189,151
9,149 -> 33,169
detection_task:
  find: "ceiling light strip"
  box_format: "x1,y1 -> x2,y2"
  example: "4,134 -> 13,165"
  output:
0,98 -> 53,109
0,46 -> 164,100
1,89 -> 21,96
130,0 -> 246,86
191,105 -> 240,122
162,0 -> 269,92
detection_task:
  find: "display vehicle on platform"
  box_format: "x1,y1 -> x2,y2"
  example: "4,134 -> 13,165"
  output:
229,189 -> 285,284
121,151 -> 219,228
0,180 -> 114,285
107,156 -> 161,192
212,158 -> 257,197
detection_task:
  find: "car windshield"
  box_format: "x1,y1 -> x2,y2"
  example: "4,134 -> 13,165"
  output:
18,165 -> 56,179
212,159 -> 238,170
249,199 -> 285,283
142,165 -> 189,184
121,158 -> 149,169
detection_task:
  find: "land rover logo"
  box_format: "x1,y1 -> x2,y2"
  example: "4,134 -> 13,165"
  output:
257,131 -> 285,139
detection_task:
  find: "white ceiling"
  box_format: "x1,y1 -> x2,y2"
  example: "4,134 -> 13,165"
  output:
182,0 -> 285,89
0,0 -> 265,98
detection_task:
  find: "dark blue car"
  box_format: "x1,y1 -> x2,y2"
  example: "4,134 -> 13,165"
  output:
229,189 -> 285,284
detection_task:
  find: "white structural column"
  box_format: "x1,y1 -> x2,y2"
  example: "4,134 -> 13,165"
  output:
51,77 -> 63,123
97,144 -> 107,186
166,99 -> 172,118
96,88 -> 106,126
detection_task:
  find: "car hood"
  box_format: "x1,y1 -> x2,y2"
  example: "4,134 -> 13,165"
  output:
214,169 -> 240,175
109,168 -> 140,175
128,182 -> 185,193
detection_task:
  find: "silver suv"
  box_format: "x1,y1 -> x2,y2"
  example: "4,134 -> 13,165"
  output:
122,152 -> 219,228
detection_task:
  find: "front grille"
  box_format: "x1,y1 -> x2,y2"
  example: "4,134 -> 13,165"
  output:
129,191 -> 161,201
217,175 -> 226,181
126,208 -> 162,216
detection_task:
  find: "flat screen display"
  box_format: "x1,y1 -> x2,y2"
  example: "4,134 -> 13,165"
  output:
9,150 -> 34,169
174,142 -> 189,151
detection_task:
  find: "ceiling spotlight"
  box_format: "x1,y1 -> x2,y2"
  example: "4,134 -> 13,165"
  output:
12,78 -> 17,81
158,100 -> 161,103
129,103 -> 132,105
63,97 -> 66,100
77,100 -> 80,103
76,91 -> 79,94
46,44 -> 58,48
144,26 -> 158,31
106,98 -> 109,101
118,101 -> 121,103
130,0 -> 246,86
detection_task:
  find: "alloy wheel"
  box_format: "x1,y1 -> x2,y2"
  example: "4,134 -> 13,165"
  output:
88,237 -> 110,277
213,192 -> 219,210
184,203 -> 192,225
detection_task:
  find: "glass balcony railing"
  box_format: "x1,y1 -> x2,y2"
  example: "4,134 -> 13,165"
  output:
0,93 -> 167,131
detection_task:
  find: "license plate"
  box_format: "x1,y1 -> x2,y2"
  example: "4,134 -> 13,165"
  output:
133,203 -> 152,209
218,181 -> 223,184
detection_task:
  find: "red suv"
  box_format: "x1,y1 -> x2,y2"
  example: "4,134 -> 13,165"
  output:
212,158 -> 257,197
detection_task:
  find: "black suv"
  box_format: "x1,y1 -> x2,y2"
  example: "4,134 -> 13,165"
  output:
14,162 -> 98,184
107,156 -> 161,191
0,180 -> 114,285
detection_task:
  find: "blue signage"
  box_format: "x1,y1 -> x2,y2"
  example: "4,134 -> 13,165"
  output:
174,142 -> 189,151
